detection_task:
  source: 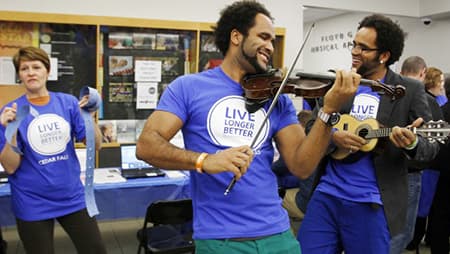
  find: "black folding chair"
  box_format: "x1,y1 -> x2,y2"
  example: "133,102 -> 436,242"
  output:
137,199 -> 195,254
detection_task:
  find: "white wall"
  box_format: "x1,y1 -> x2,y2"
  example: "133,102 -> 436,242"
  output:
0,0 -> 303,69
397,15 -> 450,72
302,0 -> 450,17
2,0 -> 448,73
302,0 -> 420,17
303,12 -> 450,73
302,13 -> 366,72
420,0 -> 450,17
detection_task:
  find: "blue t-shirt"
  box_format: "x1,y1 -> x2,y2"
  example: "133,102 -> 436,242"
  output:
302,100 -> 312,110
4,92 -> 86,221
0,126 -> 5,153
317,85 -> 382,204
157,67 -> 298,239
436,94 -> 448,106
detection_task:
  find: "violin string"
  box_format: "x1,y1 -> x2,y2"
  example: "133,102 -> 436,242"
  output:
224,22 -> 316,195
248,23 -> 316,149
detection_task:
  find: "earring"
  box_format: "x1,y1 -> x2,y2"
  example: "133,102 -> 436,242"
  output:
380,60 -> 384,64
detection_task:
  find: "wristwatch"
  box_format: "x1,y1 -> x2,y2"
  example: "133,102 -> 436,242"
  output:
318,108 -> 340,126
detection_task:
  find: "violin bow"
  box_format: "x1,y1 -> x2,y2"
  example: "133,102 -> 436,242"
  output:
224,23 -> 316,195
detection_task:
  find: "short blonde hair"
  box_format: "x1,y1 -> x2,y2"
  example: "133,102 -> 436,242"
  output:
424,67 -> 443,91
13,46 -> 50,74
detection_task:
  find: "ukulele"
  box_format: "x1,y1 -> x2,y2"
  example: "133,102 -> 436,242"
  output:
331,114 -> 450,160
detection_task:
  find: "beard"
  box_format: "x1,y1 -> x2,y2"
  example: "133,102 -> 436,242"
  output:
356,58 -> 381,78
240,37 -> 268,74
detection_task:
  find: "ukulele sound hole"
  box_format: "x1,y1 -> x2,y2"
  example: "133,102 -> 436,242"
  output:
358,128 -> 369,138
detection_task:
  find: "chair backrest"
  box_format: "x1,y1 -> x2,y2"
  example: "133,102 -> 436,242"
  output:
138,199 -> 195,254
145,199 -> 193,226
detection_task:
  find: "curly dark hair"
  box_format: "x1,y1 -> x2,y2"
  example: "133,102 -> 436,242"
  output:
212,0 -> 273,56
358,14 -> 407,66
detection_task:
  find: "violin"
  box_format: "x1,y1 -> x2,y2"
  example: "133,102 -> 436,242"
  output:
242,69 -> 406,103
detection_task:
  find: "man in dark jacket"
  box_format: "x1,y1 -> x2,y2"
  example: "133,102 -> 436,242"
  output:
298,14 -> 440,254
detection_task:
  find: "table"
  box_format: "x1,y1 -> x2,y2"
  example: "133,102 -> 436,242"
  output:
0,172 -> 190,226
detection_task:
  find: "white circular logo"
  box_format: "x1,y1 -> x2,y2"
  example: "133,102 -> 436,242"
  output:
351,93 -> 380,120
27,114 -> 71,155
207,96 -> 269,149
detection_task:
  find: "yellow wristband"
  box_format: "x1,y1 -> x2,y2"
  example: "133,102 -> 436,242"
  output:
405,137 -> 418,150
195,153 -> 208,173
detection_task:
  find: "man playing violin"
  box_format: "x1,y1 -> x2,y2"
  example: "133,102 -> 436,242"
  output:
136,1 -> 360,253
298,14 -> 440,254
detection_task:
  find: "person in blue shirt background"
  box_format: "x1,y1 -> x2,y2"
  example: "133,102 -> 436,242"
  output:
0,46 -> 106,254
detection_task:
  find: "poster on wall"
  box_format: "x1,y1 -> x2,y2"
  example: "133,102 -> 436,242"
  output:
135,119 -> 146,141
98,120 -> 118,143
35,23 -> 97,97
136,82 -> 158,109
109,56 -> 133,76
200,34 -> 219,52
156,33 -> 179,51
116,119 -> 137,143
109,82 -> 133,102
48,57 -> 58,81
135,56 -> 181,77
135,60 -> 161,82
132,33 -> 156,49
0,57 -> 16,84
0,21 -> 38,56
108,32 -> 133,49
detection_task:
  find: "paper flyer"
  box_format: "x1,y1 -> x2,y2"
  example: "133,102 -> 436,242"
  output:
136,82 -> 158,109
135,60 -> 161,82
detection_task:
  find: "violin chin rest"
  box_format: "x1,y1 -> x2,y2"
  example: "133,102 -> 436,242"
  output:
245,98 -> 268,113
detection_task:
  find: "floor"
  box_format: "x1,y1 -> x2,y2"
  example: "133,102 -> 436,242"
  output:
1,218 -> 142,254
0,218 -> 434,254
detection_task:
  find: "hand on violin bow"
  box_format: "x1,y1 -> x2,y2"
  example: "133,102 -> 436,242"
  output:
200,145 -> 254,180
322,69 -> 360,113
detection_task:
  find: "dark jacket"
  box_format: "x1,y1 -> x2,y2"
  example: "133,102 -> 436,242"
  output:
311,69 -> 440,236
429,101 -> 450,170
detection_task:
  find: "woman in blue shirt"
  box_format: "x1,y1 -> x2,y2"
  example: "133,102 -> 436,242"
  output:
0,46 -> 106,254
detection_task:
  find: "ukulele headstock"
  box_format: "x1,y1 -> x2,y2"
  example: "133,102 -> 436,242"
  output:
415,120 -> 450,144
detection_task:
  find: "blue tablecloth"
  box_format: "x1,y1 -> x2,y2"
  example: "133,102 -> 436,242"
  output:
0,173 -> 190,227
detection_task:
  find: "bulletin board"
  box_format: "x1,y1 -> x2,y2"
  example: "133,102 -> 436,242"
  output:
100,26 -> 195,120
0,20 -> 97,99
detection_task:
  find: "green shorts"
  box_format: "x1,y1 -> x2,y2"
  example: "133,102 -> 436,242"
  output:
195,230 -> 301,254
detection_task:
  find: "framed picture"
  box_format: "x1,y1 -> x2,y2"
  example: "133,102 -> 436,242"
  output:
109,56 -> 133,76
156,33 -> 179,51
108,32 -> 133,49
132,33 -> 156,49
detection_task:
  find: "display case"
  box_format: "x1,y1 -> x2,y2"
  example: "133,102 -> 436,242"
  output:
0,11 -> 285,147
0,20 -> 97,107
